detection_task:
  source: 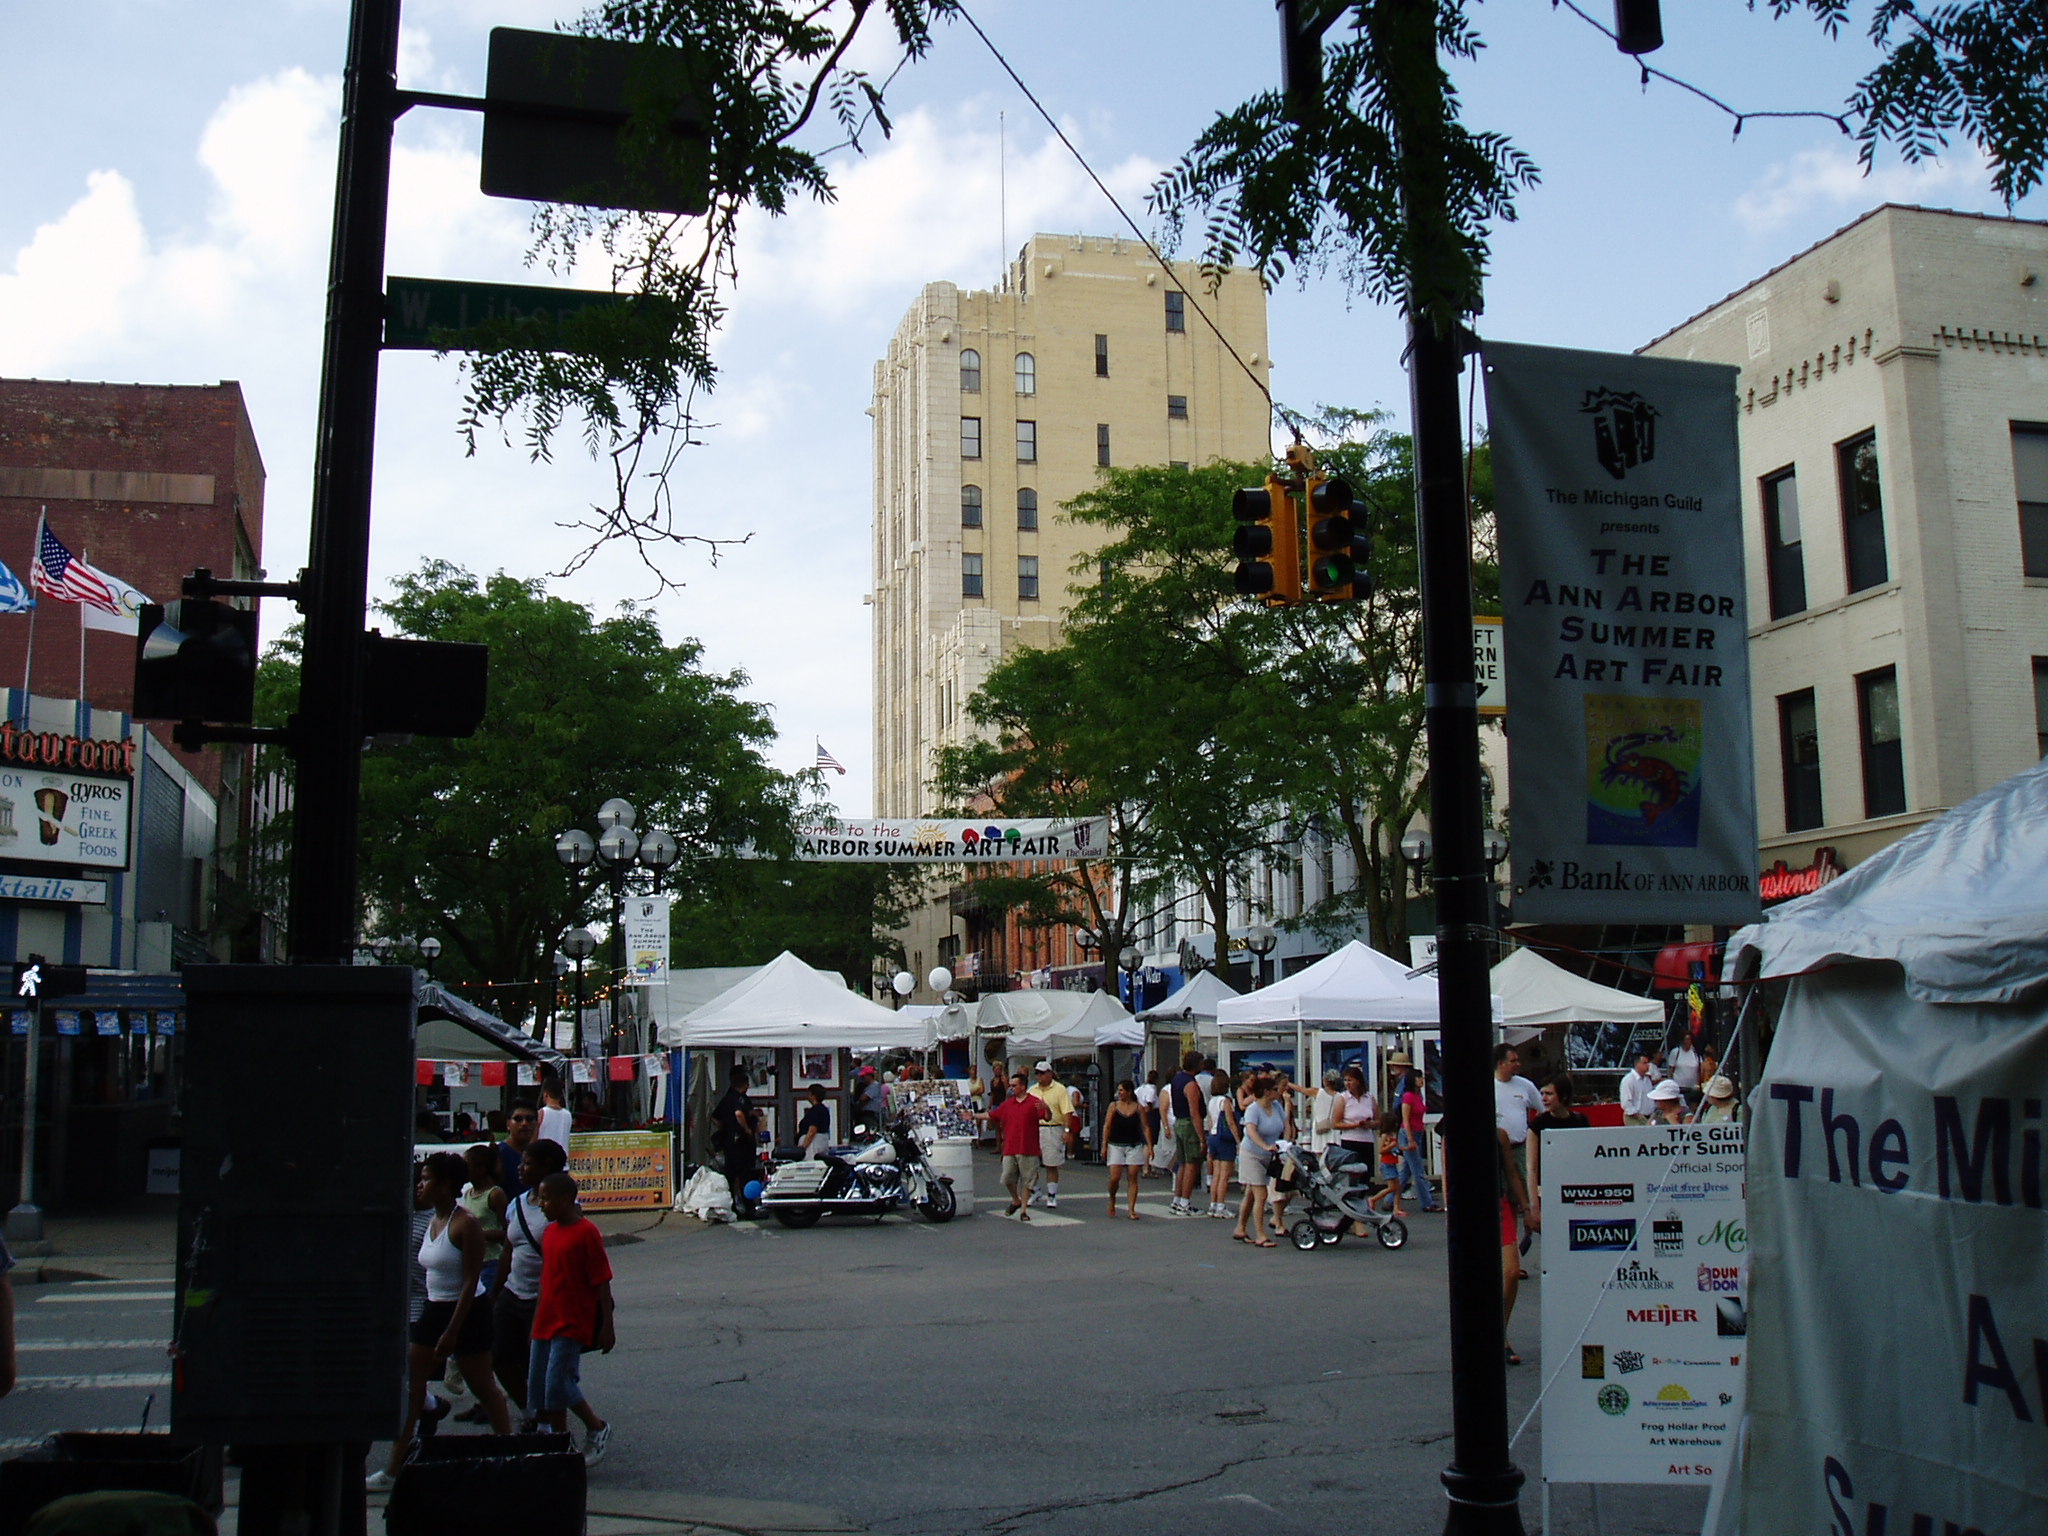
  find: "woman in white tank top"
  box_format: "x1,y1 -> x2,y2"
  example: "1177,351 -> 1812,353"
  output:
373,1151 -> 513,1487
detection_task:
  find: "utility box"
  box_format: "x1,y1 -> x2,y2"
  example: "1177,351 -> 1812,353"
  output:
172,965 -> 417,1443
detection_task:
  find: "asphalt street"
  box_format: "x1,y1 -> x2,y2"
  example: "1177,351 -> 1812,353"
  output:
0,1161 -> 1716,1535
572,1154 -> 1712,1536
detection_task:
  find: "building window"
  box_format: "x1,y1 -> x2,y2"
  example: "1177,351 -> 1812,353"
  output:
1856,666 -> 1906,818
1165,291 -> 1185,332
1096,423 -> 1111,467
962,554 -> 984,599
961,417 -> 981,460
1779,689 -> 1823,833
1094,334 -> 1109,378
1838,431 -> 1889,593
1167,394 -> 1188,421
1017,488 -> 1038,531
1018,556 -> 1039,601
961,485 -> 982,528
2011,425 -> 2048,577
1762,467 -> 1806,619
2036,658 -> 2048,757
1016,420 -> 1036,463
960,348 -> 981,393
1014,353 -> 1035,396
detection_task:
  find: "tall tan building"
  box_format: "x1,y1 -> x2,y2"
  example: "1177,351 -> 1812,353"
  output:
870,234 -> 1272,988
1643,204 -> 2048,891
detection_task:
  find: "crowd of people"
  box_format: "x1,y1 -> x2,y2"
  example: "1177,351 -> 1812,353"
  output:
376,1088 -> 618,1489
974,1049 -> 1447,1245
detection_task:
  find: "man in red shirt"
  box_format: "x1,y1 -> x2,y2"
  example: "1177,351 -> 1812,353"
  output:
529,1172 -> 616,1464
981,1071 -> 1049,1222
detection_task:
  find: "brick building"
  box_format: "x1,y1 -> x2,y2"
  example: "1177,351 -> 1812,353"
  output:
0,378 -> 270,1208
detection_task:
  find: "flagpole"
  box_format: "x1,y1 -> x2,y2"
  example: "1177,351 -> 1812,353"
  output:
76,549 -> 89,703
20,511 -> 43,717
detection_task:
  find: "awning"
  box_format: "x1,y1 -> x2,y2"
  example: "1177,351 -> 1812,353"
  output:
416,982 -> 565,1067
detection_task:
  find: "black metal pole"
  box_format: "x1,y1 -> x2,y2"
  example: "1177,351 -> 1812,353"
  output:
1379,2 -> 1526,1531
609,872 -> 625,1121
288,0 -> 400,966
244,3 -> 400,1531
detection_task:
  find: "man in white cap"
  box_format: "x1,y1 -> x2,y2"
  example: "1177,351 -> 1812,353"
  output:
1650,1077 -> 1687,1125
1696,1074 -> 1738,1123
1027,1060 -> 1076,1209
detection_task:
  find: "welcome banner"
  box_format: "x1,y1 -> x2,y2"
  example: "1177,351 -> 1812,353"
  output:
1484,340 -> 1759,925
790,817 -> 1109,863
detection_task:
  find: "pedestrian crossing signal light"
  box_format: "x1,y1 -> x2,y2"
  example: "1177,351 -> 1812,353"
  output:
132,599 -> 258,725
1233,476 -> 1302,605
1304,474 -> 1373,601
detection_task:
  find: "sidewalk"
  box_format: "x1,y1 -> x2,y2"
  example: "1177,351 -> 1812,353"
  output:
13,1198 -> 178,1284
215,1483 -> 867,1536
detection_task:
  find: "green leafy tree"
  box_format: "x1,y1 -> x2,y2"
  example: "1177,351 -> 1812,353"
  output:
1154,2 -> 2048,327
254,562 -> 798,1017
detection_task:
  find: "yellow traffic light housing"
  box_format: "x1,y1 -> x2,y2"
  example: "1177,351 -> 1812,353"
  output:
1304,472 -> 1371,600
1232,475 -> 1303,606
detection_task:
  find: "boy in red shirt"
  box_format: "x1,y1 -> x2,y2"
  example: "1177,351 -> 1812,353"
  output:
529,1172 -> 616,1464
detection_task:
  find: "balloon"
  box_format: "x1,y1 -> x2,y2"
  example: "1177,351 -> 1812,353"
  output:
743,1180 -> 763,1202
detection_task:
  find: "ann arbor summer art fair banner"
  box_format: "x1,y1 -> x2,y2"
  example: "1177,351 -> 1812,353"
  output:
1483,341 -> 1759,925
790,817 -> 1109,863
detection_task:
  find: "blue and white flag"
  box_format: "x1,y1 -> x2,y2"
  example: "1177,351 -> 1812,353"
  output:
0,558 -> 35,615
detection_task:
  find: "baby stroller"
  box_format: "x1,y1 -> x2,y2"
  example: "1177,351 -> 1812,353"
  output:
1283,1141 -> 1409,1251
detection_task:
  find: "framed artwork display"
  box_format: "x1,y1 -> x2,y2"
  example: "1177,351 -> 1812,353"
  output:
794,1049 -> 840,1089
735,1048 -> 776,1096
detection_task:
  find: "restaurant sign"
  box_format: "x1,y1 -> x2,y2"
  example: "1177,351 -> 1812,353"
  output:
1758,846 -> 1843,906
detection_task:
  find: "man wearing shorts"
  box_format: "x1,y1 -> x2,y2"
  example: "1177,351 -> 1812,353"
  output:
1027,1061 -> 1075,1209
1169,1050 -> 1206,1216
984,1074 -> 1048,1220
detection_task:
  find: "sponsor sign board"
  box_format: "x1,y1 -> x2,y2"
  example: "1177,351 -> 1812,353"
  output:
1484,341 -> 1758,925
1542,1122 -> 1747,1486
567,1130 -> 673,1211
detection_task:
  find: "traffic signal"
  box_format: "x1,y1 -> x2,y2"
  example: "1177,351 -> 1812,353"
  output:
1232,475 -> 1303,606
1304,474 -> 1374,601
133,599 -> 258,725
11,956 -> 88,1000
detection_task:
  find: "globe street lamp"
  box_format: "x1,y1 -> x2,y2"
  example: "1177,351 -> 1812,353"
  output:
556,800 -> 682,1109
1245,924 -> 1278,989
1118,944 -> 1142,1009
560,926 -> 597,1055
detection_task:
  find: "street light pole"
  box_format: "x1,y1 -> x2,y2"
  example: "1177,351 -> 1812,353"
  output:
561,928 -> 596,1057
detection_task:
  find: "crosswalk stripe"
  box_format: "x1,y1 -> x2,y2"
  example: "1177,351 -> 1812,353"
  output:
17,1340 -> 167,1352
16,1372 -> 172,1391
36,1292 -> 175,1304
0,1431 -> 166,1455
69,1279 -> 174,1288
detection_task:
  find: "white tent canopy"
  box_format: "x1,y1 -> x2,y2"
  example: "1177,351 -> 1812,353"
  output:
977,987 -> 1141,1055
1706,759 -> 2048,1536
659,950 -> 929,1049
1214,939 -> 1500,1033
1490,946 -> 1663,1027
1136,969 -> 1241,1024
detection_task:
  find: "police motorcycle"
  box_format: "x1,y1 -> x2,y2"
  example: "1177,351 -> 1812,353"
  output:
758,1115 -> 957,1228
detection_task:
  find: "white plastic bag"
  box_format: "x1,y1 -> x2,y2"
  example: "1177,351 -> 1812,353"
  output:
678,1165 -> 735,1222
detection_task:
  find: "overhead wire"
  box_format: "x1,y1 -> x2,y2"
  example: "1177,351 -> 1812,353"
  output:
949,4 -> 1302,445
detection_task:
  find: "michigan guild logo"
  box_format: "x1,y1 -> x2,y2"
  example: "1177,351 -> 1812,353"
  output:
1582,387 -> 1659,479
1597,1385 -> 1631,1416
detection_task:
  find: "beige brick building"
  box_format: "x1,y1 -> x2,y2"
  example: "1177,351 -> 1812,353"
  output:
1643,204 -> 2048,889
870,234 -> 1272,988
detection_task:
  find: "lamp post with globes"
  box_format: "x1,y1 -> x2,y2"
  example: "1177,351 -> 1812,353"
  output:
555,799 -> 681,1108
559,927 -> 597,1056
1245,924 -> 1278,989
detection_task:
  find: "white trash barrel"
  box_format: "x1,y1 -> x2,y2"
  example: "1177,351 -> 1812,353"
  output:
925,1137 -> 975,1213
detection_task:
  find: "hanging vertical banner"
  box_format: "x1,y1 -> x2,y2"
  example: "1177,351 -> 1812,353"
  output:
623,895 -> 670,984
1484,340 -> 1759,924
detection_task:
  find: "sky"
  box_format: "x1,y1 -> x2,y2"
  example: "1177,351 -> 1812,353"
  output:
3,1 -> 2039,824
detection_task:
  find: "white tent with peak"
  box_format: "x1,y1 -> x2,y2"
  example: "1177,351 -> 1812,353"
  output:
976,987 -> 1142,1056
1214,939 -> 1499,1032
1489,946 -> 1662,1028
1136,969 -> 1242,1024
658,950 -> 931,1049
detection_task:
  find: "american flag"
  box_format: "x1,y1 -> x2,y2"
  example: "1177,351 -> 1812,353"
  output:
30,516 -> 117,612
815,741 -> 847,776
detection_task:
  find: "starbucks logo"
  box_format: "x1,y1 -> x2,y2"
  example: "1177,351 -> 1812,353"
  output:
1597,1384 -> 1630,1417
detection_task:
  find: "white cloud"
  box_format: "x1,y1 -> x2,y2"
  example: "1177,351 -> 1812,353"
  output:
1732,146 -> 1988,236
0,172 -> 149,374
